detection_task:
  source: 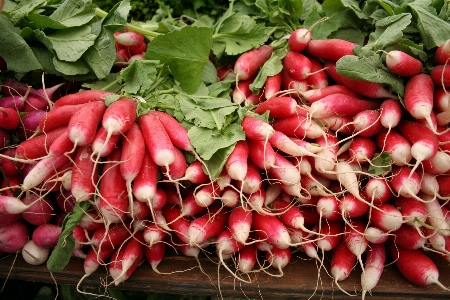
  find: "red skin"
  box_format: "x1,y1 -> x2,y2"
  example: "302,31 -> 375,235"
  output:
254,96 -> 297,118
385,50 -> 423,77
430,65 -> 450,87
306,39 -> 357,61
53,90 -> 113,107
234,45 -> 273,80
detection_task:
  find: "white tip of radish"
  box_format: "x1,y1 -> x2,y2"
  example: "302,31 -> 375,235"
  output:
188,226 -> 205,245
22,240 -> 50,266
154,150 -> 175,167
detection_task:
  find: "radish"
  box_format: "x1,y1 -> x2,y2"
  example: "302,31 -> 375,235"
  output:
344,218 -> 368,267
283,51 -> 312,80
82,246 -> 115,278
340,194 -> 369,218
309,93 -> 381,119
364,226 -> 389,244
404,74 -> 435,127
228,206 -> 252,244
385,50 -> 423,77
91,223 -> 131,248
22,154 -> 72,191
216,228 -> 246,280
364,177 -> 393,204
132,150 -> 159,205
334,160 -> 365,202
91,127 -> 121,158
254,96 -> 298,118
138,113 -> 176,167
391,195 -> 427,228
110,232 -> 145,285
187,203 -> 230,246
281,68 -> 309,94
361,242 -> 386,299
114,31 -> 144,47
221,186 -> 240,208
301,85 -> 361,103
435,39 -> 450,64
78,210 -> 104,231
22,240 -> 50,265
352,109 -> 383,137
53,90 -> 113,107
269,130 -> 317,157
268,152 -> 301,186
317,220 -> 344,251
32,224 -> 62,249
232,79 -> 253,104
430,65 -> 450,87
271,113 -> 325,140
423,195 -> 450,236
0,107 -> 19,130
241,115 -> 274,140
183,160 -> 209,184
368,203 -> 403,232
71,145 -> 98,202
264,72 -> 282,99
236,160 -> 262,195
194,182 -> 221,207
330,240 -> 357,295
390,223 -> 426,250
234,45 -> 273,81
305,39 -> 357,61
386,239 -> 448,289
379,98 -> 402,130
69,102 -> 106,147
288,27 -> 312,52
99,145 -> 128,225
179,194 -> 205,217
319,115 -> 355,135
306,56 -> 328,89
162,205 -> 190,244
225,140 -> 248,181
265,247 -> 291,275
375,128 -> 412,166
0,220 -> 29,253
127,200 -> 150,220
348,137 -> 377,164
253,210 -> 291,249
316,195 -> 341,220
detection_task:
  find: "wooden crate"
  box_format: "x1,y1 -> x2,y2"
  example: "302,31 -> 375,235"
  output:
1,250 -> 449,299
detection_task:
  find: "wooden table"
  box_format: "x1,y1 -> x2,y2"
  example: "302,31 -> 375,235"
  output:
1,249 -> 450,299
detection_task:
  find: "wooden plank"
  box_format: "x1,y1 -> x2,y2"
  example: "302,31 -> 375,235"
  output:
1,250 -> 450,299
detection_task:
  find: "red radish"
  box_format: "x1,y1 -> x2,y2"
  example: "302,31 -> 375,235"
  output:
379,99 -> 402,130
306,38 -> 357,60
390,223 -> 426,250
216,228 -> 245,278
385,50 -> 423,77
162,205 -> 190,244
361,242 -> 386,299
179,194 -> 205,217
22,154 -> 71,191
244,89 -> 264,106
127,200 -> 150,220
435,39 -> 450,64
246,138 -> 276,170
0,107 -> 19,130
234,45 -> 273,81
306,56 -> 328,89
340,75 -> 397,99
348,137 -> 377,164
404,74 -> 434,127
309,93 -> 380,119
364,177 -> 392,204
53,90 -> 113,108
225,140 -> 249,181
144,223 -> 167,247
391,196 -> 427,227
78,210 -> 104,231
319,115 -> 355,135
339,194 -> 369,218
301,85 -> 361,103
264,183 -> 283,206
375,129 -> 412,166
271,113 -> 325,140
71,145 -> 98,202
91,127 -> 121,158
247,189 -> 266,214
187,203 -> 230,246
281,68 -> 309,93
368,203 -> 403,232
268,152 -> 301,186
1,149 -> 23,176
264,72 -> 282,99
317,220 -> 344,251
269,130 -> 317,157
47,130 -> 74,157
114,31 -> 144,47
37,104 -> 81,133
241,116 -> 274,140
386,239 -> 448,288
138,113 -> 175,167
194,182 -> 221,207
0,128 -> 10,149
144,242 -> 166,273
237,244 -> 258,274
228,206 -> 252,244
265,247 -> 291,273
91,223 -> 131,248
330,240 -> 357,295
221,186 -> 240,208
148,189 -> 167,211
0,220 -> 29,253
253,210 -> 291,249
288,27 -> 312,52
232,79 -> 253,104
316,195 -> 341,220
352,109 -> 383,137
22,240 -> 49,265
334,160 -> 365,201
183,160 -> 209,184
102,97 -> 137,136
236,160 -> 262,195
0,213 -> 20,227
431,65 -> 450,87
68,101 -> 106,146
254,96 -> 297,118
132,150 -> 158,205
364,226 -> 389,244
418,170 -> 440,196
423,196 -> 450,236
99,145 -> 128,224
110,232 -> 145,285
82,246 -> 115,277
32,224 -> 62,249
17,109 -> 46,140
344,219 -> 368,266
271,198 -> 313,234
283,51 -> 312,80
148,110 -> 194,152
216,65 -> 234,81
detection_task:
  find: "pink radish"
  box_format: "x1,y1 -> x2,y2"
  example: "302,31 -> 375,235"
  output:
254,96 -> 297,118
114,31 -> 144,47
272,113 -> 325,140
53,90 -> 113,108
0,107 -> 19,130
268,152 -> 301,186
15,126 -> 66,159
348,137 -> 377,164
143,223 -> 167,246
216,228 -> 245,279
162,205 -> 190,244
344,219 -> 368,267
71,145 -> 98,202
330,240 -> 357,295
22,154 -> 72,191
133,150 -> 159,205
264,72 -> 282,99
306,56 -> 328,89
38,104 -> 82,133
253,211 -> 291,249
144,242 -> 166,273
194,182 -> 221,207
301,85 -> 360,103
138,113 -> 175,167
179,194 -> 205,217
317,220 -> 344,251
339,194 -> 369,218
32,224 -> 62,249
386,239 -> 448,288
110,232 -> 145,285
319,115 -> 355,135
237,244 -> 258,273
232,79 -> 253,104
391,195 -> 427,227
82,246 -> 115,278
241,115 -> 274,140
430,65 -> 450,87
375,129 -> 412,166
234,45 -> 273,81
361,242 -> 386,299
306,39 -> 357,61
236,160 -> 262,195
269,130 -> 317,157
91,223 -> 131,248
352,109 -> 383,137
228,206 -> 252,244
127,200 -> 150,220
99,145 -> 128,224
281,68 -> 309,93
404,74 -> 435,127
423,196 -> 450,236
247,189 -> 266,214
78,210 -> 104,231
316,195 -> 341,220
390,223 -> 426,250
435,39 -> 450,64
187,203 -> 230,246
379,99 -> 402,130
68,101 -> 106,146
283,51 -> 312,80
265,247 -> 291,274
363,177 -> 392,204
364,226 -> 389,244
91,127 -> 121,158
0,220 -> 29,253
368,203 -> 403,232
0,195 -> 30,214
221,186 -> 240,208
385,50 -> 423,77
183,160 -> 209,184
288,28 -> 312,52
225,140 -> 249,181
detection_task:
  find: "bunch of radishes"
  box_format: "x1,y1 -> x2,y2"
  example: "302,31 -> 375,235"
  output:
0,26 -> 450,298
113,30 -> 147,68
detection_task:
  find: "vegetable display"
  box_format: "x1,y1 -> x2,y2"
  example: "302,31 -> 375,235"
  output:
1,0 -> 450,298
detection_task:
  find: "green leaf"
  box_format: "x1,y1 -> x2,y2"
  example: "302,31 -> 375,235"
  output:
82,27 -> 116,79
49,0 -> 96,28
250,47 -> 286,94
368,152 -> 392,175
0,15 -> 42,73
47,201 -> 91,272
7,0 -> 46,25
146,26 -> 213,94
335,53 -> 405,96
120,60 -> 159,94
188,122 -> 245,162
212,13 -> 269,56
408,0 -> 450,49
203,143 -> 237,180
363,13 -> 412,51
82,73 -> 123,92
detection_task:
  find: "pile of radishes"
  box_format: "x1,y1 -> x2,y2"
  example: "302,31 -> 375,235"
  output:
0,25 -> 450,298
